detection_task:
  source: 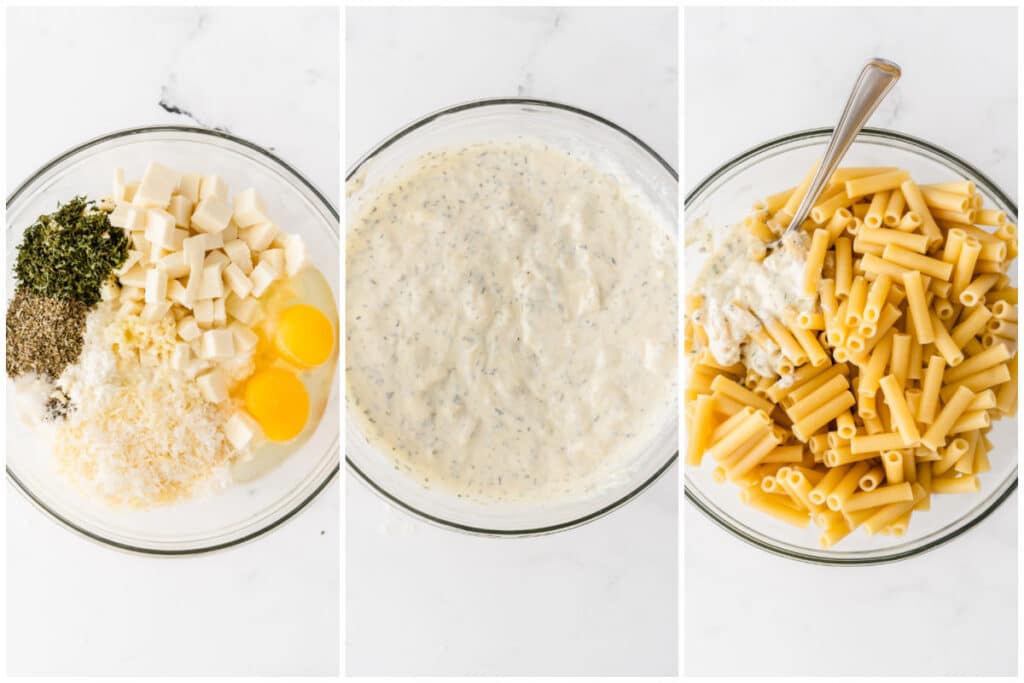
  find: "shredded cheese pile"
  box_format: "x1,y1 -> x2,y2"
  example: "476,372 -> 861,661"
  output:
55,299 -> 236,508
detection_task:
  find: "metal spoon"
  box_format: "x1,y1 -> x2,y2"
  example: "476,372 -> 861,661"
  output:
771,58 -> 902,248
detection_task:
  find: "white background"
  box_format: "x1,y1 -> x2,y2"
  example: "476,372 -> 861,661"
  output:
346,7 -> 679,676
5,8 -> 339,676
685,7 -> 1018,677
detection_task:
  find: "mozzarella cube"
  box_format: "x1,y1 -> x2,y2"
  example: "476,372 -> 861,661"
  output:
144,209 -> 177,247
119,299 -> 144,317
130,230 -> 149,254
123,206 -> 148,232
168,278 -> 189,306
113,168 -> 127,202
197,264 -> 225,300
171,342 -> 192,371
203,230 -> 224,250
182,234 -> 206,272
200,329 -> 235,360
158,251 -> 190,279
121,286 -> 145,302
177,315 -> 202,341
168,195 -> 193,228
229,321 -> 259,351
185,358 -> 210,379
223,239 -> 253,275
213,297 -> 227,327
232,188 -> 268,227
223,262 -> 253,298
204,250 -> 230,270
200,175 -> 229,202
149,242 -> 166,264
224,411 -> 261,450
194,299 -> 215,327
108,203 -> 132,229
259,248 -> 285,275
178,174 -> 201,203
225,294 -> 263,325
284,233 -> 309,276
140,300 -> 172,323
239,221 -> 279,252
133,162 -> 181,209
144,268 -> 168,303
118,264 -> 147,288
197,369 -> 230,404
221,221 -> 238,242
115,249 -> 142,277
250,261 -> 280,298
124,180 -> 140,203
191,196 -> 232,234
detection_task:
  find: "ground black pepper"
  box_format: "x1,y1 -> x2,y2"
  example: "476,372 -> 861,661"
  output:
5,288 -> 88,379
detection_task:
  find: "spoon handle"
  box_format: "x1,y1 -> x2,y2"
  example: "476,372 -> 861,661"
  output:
785,58 -> 902,233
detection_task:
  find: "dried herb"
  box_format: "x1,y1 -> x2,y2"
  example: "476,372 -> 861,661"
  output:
15,196 -> 129,306
6,288 -> 88,379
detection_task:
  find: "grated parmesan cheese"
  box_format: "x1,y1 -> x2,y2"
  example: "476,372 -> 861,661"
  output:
54,300 -> 245,508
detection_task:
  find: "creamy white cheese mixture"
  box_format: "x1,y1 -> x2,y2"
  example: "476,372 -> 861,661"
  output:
692,224 -> 813,377
347,140 -> 677,502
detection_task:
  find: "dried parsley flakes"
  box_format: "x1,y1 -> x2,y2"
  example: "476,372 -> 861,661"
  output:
6,288 -> 88,379
15,196 -> 129,306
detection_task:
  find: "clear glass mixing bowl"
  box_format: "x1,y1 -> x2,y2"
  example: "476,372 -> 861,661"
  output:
5,126 -> 340,554
346,98 -> 679,535
685,127 -> 1018,564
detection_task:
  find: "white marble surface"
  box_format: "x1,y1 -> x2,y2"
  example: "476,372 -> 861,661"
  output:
5,7 -> 339,676
685,7 -> 1018,677
346,7 -> 678,676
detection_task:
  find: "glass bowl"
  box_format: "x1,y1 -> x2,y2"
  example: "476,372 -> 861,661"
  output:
346,98 -> 679,535
684,127 -> 1018,564
5,126 -> 340,555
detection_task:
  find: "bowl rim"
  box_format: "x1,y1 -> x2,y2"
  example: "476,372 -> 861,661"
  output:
6,124 -> 340,557
345,96 -> 680,536
684,125 -> 1019,566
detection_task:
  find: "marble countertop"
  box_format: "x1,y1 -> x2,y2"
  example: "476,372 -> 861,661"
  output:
5,7 -> 339,676
684,7 -> 1018,677
346,7 -> 679,676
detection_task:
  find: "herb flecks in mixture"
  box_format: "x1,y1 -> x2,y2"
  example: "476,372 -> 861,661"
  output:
5,288 -> 88,379
15,196 -> 129,306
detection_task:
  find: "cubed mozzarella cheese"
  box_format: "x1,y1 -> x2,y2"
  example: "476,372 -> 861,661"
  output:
204,250 -> 230,269
179,174 -> 202,204
112,168 -> 128,202
222,262 -> 253,298
120,286 -> 145,302
284,233 -> 309,276
140,300 -> 172,322
171,342 -> 192,371
223,239 -> 253,275
149,242 -> 166,264
177,315 -> 202,341
221,221 -> 238,242
232,188 -> 268,227
197,264 -> 225,300
144,209 -> 177,248
259,248 -> 285,275
194,299 -> 215,327
168,278 -> 189,306
250,261 -> 280,298
123,206 -> 148,232
200,175 -> 229,202
124,180 -> 140,203
197,369 -> 230,403
225,294 -> 263,326
118,265 -> 147,289
132,161 -> 181,209
239,221 -> 278,252
200,329 -> 235,360
108,203 -> 132,229
130,230 -> 149,254
168,195 -> 193,228
213,297 -> 227,327
191,196 -> 233,234
228,321 -> 259,351
203,230 -> 224,250
144,268 -> 168,303
224,411 -> 261,450
185,358 -> 210,379
158,251 -> 190,279
115,249 -> 142,277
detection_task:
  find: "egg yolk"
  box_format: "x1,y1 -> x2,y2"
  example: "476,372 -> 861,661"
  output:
275,304 -> 334,368
244,368 -> 310,442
